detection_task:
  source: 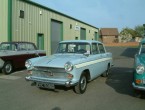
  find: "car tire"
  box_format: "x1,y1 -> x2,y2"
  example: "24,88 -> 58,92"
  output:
134,89 -> 145,98
74,73 -> 87,94
2,61 -> 13,75
102,65 -> 110,77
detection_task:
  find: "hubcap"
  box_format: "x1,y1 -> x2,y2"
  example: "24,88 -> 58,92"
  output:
80,76 -> 87,90
5,64 -> 12,73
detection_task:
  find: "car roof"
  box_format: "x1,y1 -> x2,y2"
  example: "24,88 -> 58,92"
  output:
59,40 -> 102,44
1,41 -> 35,44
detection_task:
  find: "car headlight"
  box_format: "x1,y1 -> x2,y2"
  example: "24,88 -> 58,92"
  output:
64,62 -> 73,72
136,65 -> 144,74
25,60 -> 32,69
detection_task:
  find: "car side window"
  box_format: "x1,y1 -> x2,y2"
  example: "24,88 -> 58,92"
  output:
0,44 -> 16,51
92,43 -> 99,54
98,43 -> 105,53
19,43 -> 35,51
19,44 -> 27,51
26,44 -> 35,50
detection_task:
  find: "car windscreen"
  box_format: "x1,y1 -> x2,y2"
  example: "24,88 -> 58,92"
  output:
140,43 -> 145,54
56,42 -> 91,54
0,43 -> 16,51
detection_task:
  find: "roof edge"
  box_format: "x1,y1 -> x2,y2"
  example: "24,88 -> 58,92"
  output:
21,0 -> 98,29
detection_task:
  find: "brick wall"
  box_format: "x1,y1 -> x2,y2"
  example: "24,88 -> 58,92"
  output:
102,36 -> 117,43
104,42 -> 139,47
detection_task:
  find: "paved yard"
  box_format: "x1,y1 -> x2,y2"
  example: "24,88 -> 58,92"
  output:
0,47 -> 145,110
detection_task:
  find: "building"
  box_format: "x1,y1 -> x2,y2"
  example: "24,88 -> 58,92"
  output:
100,28 -> 119,43
0,0 -> 99,55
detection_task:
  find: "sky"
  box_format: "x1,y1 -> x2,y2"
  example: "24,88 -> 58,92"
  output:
31,0 -> 145,32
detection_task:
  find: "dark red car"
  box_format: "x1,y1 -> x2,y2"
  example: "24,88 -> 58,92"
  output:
0,42 -> 46,74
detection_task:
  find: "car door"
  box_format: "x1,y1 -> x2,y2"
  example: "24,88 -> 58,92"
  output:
98,43 -> 108,72
14,43 -> 36,68
89,43 -> 104,79
25,43 -> 38,59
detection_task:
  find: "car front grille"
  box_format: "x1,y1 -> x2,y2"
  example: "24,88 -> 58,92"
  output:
31,66 -> 66,78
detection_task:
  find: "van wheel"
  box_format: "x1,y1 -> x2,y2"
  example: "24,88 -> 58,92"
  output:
102,65 -> 110,77
74,73 -> 87,94
2,62 -> 13,75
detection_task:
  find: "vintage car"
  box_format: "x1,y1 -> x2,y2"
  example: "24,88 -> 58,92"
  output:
0,42 -> 46,74
132,39 -> 145,93
25,40 -> 113,94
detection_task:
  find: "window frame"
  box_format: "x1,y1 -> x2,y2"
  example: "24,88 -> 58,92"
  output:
19,10 -> 24,18
98,43 -> 106,54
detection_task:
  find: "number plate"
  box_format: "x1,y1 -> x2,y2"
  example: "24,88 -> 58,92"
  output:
37,82 -> 55,89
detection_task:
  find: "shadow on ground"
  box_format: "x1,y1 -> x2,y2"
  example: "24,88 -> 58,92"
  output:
120,48 -> 138,58
106,47 -> 138,58
106,67 -> 145,99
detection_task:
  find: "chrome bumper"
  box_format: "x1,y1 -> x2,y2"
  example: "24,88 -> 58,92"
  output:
25,76 -> 77,87
132,82 -> 145,91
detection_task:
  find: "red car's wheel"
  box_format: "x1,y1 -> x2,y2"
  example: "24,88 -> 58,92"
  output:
2,61 -> 13,75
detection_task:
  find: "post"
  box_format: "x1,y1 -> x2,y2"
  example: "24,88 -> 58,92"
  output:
143,24 -> 145,38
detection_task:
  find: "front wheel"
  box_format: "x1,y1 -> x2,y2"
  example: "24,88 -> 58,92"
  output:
74,74 -> 87,94
2,61 -> 13,75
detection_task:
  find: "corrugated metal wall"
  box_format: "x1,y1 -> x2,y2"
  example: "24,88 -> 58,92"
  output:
11,0 -> 99,55
0,0 -> 8,42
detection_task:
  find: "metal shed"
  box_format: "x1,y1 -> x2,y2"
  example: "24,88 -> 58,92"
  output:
0,0 -> 99,55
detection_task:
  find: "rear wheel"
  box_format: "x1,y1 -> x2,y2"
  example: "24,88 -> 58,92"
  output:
74,73 -> 87,94
2,61 -> 13,75
102,65 -> 110,77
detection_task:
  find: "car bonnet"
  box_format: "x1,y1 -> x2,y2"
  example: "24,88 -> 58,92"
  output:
33,54 -> 85,68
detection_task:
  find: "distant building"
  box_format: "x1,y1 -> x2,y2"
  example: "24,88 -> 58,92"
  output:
100,28 -> 119,43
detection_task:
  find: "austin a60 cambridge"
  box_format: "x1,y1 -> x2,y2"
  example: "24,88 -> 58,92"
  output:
25,40 -> 113,94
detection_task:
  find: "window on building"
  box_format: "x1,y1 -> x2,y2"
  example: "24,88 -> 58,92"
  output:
19,10 -> 24,18
70,24 -> 72,29
75,37 -> 78,40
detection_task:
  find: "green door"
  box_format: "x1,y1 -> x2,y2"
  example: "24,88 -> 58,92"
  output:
95,32 -> 98,41
37,33 -> 44,50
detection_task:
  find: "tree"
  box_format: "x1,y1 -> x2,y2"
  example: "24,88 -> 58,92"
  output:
119,27 -> 135,42
134,25 -> 144,37
119,25 -> 144,42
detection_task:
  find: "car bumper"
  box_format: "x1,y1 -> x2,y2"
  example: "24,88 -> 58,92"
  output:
25,76 -> 78,87
132,82 -> 145,91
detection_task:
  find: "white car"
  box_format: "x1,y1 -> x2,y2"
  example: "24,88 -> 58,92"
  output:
25,40 -> 113,94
